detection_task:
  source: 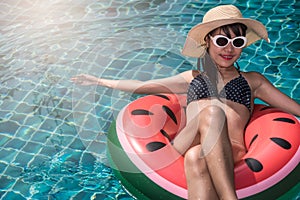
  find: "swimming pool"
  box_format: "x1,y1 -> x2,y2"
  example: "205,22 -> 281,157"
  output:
0,0 -> 299,199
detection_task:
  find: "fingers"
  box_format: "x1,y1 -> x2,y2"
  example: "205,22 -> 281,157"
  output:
70,74 -> 86,84
70,74 -> 99,86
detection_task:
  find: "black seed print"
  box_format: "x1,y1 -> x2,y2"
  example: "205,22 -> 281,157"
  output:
249,134 -> 258,147
259,106 -> 273,111
270,137 -> 291,150
131,109 -> 153,115
154,94 -> 170,101
245,158 -> 263,172
162,105 -> 177,125
160,129 -> 171,142
146,142 -> 166,152
273,117 -> 296,124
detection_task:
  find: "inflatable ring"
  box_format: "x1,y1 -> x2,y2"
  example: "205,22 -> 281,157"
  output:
107,94 -> 300,199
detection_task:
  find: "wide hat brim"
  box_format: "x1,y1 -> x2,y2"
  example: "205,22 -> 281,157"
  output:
182,18 -> 269,58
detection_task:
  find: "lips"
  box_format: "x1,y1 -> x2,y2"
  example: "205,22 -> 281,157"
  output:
221,55 -> 234,60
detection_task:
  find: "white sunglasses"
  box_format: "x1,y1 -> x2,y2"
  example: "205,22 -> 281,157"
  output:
209,35 -> 247,48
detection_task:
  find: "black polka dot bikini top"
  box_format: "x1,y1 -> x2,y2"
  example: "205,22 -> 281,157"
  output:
187,71 -> 252,112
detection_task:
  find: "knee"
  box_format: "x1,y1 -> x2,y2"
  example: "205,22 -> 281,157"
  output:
198,105 -> 226,127
201,105 -> 225,119
184,146 -> 207,175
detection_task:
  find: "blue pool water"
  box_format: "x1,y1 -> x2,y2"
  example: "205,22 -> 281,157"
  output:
0,0 -> 299,199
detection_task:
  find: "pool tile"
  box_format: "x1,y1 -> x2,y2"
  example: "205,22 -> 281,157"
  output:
30,131 -> 51,143
0,134 -> 11,146
0,1 -> 299,199
4,138 -> 26,149
13,179 -> 33,198
4,164 -> 23,178
13,151 -> 35,166
1,191 -> 26,200
28,155 -> 50,168
0,175 -> 16,190
0,149 -> 18,163
69,138 -> 86,151
0,161 -> 8,174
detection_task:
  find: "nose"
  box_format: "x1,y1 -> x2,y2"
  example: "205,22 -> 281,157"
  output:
224,42 -> 234,52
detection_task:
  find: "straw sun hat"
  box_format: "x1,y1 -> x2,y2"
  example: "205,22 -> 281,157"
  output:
182,5 -> 269,58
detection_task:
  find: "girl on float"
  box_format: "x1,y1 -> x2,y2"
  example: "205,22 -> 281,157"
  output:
72,5 -> 300,200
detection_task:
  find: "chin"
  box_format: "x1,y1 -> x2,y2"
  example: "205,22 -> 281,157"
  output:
217,61 -> 235,68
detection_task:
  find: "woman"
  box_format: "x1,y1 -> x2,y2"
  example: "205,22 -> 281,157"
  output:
72,5 -> 300,200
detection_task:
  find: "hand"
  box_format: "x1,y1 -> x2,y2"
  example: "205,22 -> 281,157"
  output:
70,74 -> 101,86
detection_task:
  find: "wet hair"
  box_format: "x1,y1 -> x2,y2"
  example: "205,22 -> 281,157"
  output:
200,23 -> 248,94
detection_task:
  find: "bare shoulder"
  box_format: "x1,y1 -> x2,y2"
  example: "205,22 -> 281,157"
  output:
242,71 -> 264,79
242,71 -> 268,88
179,70 -> 200,82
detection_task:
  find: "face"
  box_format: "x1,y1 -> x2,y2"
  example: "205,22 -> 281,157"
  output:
207,28 -> 244,69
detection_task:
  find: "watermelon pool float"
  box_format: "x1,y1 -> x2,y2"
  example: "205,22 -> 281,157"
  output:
107,94 -> 300,199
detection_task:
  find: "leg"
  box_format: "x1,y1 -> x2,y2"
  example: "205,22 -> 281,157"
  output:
184,145 -> 219,200
197,105 -> 237,200
172,113 -> 202,154
173,104 -> 238,200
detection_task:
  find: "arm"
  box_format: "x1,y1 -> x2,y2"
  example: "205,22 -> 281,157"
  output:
71,70 -> 194,94
252,72 -> 300,117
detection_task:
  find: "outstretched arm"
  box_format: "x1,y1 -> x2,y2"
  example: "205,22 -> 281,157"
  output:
71,70 -> 194,94
252,72 -> 300,117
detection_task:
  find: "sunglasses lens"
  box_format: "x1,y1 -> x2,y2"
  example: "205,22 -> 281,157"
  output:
233,38 -> 245,48
211,35 -> 247,48
216,37 -> 228,47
